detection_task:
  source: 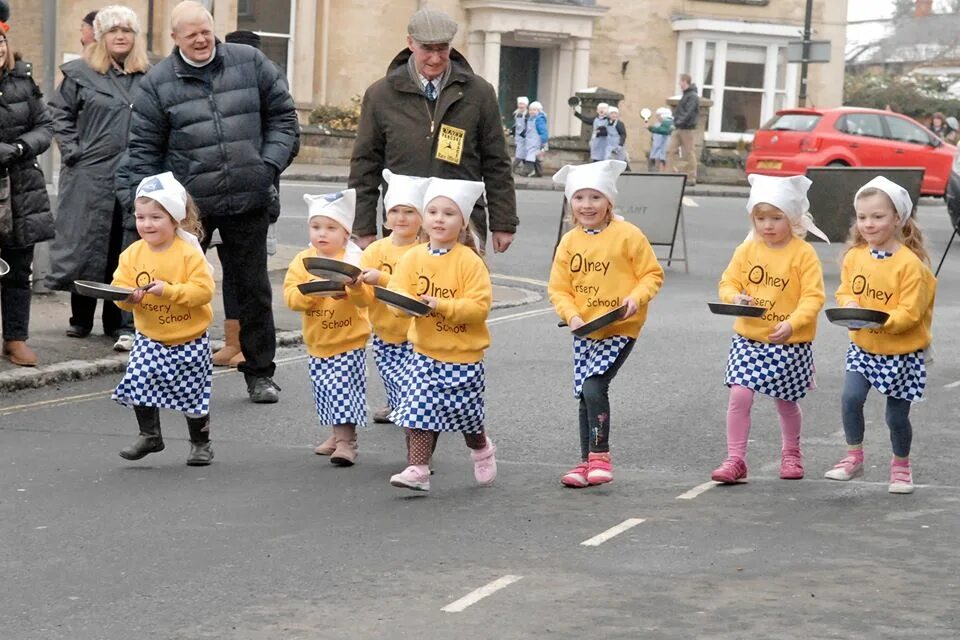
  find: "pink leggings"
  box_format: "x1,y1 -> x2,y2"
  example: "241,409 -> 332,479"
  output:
726,384 -> 802,460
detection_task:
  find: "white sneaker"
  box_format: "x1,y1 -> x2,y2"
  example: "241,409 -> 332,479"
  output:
113,334 -> 135,352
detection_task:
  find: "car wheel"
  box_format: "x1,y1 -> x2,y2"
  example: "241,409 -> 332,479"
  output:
827,160 -> 849,167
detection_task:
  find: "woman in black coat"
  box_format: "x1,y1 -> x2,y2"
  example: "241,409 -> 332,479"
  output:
0,25 -> 55,367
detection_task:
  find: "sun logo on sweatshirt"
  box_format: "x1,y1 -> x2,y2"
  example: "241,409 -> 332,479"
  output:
135,270 -> 153,288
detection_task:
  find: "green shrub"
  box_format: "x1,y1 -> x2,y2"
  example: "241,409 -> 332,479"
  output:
308,95 -> 362,132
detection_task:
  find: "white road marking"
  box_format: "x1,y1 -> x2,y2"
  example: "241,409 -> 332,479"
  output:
441,575 -> 523,613
488,307 -> 554,325
676,481 -> 719,500
491,273 -> 549,287
682,196 -> 699,207
580,518 -> 646,546
944,379 -> 960,389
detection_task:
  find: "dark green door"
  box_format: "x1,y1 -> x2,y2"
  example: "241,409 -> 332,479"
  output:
498,46 -> 539,128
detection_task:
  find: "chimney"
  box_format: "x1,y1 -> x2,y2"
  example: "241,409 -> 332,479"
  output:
915,0 -> 933,17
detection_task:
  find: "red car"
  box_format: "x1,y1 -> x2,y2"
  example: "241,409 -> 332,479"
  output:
746,107 -> 956,196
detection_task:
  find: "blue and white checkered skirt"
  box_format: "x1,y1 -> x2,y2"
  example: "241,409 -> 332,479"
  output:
845,343 -> 926,402
372,335 -> 413,410
572,335 -> 633,398
389,352 -> 485,433
724,335 -> 814,402
308,349 -> 367,426
113,332 -> 212,415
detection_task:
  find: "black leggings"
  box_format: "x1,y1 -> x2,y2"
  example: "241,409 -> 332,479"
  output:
577,339 -> 635,459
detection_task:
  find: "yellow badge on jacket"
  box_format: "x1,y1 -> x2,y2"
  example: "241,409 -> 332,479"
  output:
436,124 -> 465,165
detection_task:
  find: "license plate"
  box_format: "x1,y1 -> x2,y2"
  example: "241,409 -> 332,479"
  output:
757,160 -> 782,170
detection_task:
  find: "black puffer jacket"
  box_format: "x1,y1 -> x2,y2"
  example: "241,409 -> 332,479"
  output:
674,84 -> 700,130
125,43 -> 298,218
0,60 -> 54,249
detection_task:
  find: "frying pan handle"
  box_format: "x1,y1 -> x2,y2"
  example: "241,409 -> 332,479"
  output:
557,321 -> 568,328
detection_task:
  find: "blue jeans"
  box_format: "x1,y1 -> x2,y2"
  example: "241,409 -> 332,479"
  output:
841,370 -> 912,457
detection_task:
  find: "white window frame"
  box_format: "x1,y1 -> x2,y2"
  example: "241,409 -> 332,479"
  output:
249,0 -> 297,88
674,19 -> 801,143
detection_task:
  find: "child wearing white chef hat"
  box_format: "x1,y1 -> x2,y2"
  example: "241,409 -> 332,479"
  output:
355,170 -> 428,426
548,160 -> 664,488
711,174 -> 827,485
825,176 -> 936,495
111,172 -> 216,466
386,176 -> 496,493
283,188 -> 371,467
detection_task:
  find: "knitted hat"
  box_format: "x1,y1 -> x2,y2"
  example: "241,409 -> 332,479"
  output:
855,176 -> 914,226
407,7 -> 458,44
94,5 -> 140,42
382,169 -> 428,214
423,177 -> 485,227
746,174 -> 828,242
304,189 -> 357,234
553,160 -> 627,206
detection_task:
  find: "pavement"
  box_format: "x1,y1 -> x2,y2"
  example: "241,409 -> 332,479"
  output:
0,243 -> 540,392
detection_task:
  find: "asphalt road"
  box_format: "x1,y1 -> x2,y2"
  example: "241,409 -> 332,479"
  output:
2,186 -> 959,639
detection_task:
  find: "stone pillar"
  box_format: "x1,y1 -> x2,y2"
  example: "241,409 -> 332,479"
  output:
292,0 -> 318,104
572,37 -> 590,97
557,39 -> 576,136
483,31 -> 502,93
466,30 -> 484,71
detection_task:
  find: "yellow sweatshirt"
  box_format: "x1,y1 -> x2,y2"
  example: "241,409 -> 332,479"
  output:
360,237 -> 420,344
548,219 -> 664,340
112,237 -> 214,345
389,243 -> 491,364
283,246 -> 371,358
718,236 -> 825,344
836,245 -> 935,355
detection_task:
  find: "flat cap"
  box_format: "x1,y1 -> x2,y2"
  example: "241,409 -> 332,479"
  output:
407,7 -> 458,44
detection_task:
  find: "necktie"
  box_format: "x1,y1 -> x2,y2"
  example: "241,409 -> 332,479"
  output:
425,81 -> 436,101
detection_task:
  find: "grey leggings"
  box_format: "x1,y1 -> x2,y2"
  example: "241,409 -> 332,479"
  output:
841,370 -> 912,457
577,339 -> 635,459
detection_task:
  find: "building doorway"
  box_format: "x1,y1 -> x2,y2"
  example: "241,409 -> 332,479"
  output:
498,46 -> 539,127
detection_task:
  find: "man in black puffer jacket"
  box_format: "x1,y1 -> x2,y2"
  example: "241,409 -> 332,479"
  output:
125,1 -> 298,404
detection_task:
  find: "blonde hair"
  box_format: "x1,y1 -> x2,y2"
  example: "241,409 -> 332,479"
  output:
565,197 -> 614,228
83,29 -> 149,74
458,221 -> 487,266
844,187 -> 929,265
171,1 -> 215,32
135,194 -> 205,243
750,202 -> 810,239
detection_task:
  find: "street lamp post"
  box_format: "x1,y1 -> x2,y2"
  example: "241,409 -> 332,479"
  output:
798,0 -> 814,107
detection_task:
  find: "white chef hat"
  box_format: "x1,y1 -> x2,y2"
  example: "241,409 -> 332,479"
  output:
94,5 -> 140,41
304,189 -> 356,234
553,159 -> 628,206
423,177 -> 485,227
854,176 -> 914,226
746,174 -> 829,242
516,96 -> 529,105
608,106 -> 620,114
656,107 -> 672,118
382,169 -> 428,215
596,102 -> 609,111
135,172 -> 213,271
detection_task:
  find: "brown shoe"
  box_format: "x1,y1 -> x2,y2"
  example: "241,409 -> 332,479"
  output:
372,406 -> 393,424
314,433 -> 336,456
212,319 -> 242,366
330,425 -> 358,466
3,340 -> 38,367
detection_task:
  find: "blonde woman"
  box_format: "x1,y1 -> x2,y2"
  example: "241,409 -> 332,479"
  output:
47,5 -> 150,352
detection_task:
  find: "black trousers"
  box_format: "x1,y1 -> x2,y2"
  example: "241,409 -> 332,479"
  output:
0,244 -> 34,340
201,207 -> 275,378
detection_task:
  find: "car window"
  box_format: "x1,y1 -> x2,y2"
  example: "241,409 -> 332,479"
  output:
762,113 -> 821,132
884,115 -> 932,145
834,113 -> 884,139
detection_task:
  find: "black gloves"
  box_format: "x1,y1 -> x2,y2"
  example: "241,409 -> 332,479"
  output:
0,142 -> 22,165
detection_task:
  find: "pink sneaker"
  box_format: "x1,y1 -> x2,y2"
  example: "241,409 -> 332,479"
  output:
561,462 -> 589,488
711,456 -> 748,484
888,459 -> 914,494
390,465 -> 430,492
470,438 -> 497,486
779,448 -> 804,480
824,452 -> 864,481
586,452 -> 612,485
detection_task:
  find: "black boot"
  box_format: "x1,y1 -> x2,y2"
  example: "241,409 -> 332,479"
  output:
119,406 -> 164,460
186,415 -> 214,466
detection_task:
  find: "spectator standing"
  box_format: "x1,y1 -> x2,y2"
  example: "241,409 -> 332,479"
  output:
124,0 -> 299,403
666,73 -> 700,185
349,7 -> 518,254
47,5 -> 149,351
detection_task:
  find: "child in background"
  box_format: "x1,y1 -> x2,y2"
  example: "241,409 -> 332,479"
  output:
358,169 -> 427,423
511,96 -> 529,174
548,160 -> 664,487
283,189 -> 369,467
112,172 -> 216,466
386,177 -> 495,493
825,177 -> 936,494
711,175 -> 827,484
647,107 -> 674,172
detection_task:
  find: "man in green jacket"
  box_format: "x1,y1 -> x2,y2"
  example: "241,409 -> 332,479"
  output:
348,7 -> 518,253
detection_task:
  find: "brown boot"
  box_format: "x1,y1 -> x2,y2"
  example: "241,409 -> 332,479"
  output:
212,319 -> 242,366
3,340 -> 37,367
314,433 -> 336,456
330,425 -> 358,466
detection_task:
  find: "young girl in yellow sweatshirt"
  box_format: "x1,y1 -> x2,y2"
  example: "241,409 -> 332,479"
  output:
112,172 -> 216,466
825,177 -> 936,494
548,160 -> 664,488
386,177 -> 495,493
711,175 -> 827,485
283,189 -> 370,467
358,170 -> 427,424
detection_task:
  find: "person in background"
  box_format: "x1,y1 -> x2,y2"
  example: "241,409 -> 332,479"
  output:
521,100 -> 548,177
572,101 -> 609,162
0,13 -> 56,367
81,10 -> 98,48
666,73 -> 700,185
944,116 -> 959,144
647,107 -> 674,172
510,96 -> 528,174
47,5 -> 149,352
605,106 -> 628,168
928,112 -> 954,142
